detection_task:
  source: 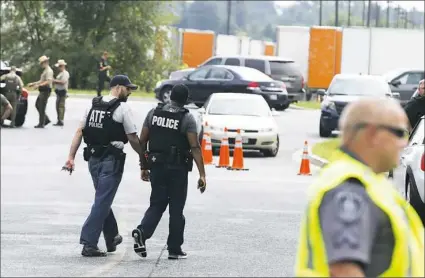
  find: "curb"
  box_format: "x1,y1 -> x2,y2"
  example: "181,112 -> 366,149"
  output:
308,154 -> 328,168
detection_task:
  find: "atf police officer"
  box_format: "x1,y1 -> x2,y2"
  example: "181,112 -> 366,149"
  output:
64,75 -> 143,257
294,98 -> 424,277
132,84 -> 206,260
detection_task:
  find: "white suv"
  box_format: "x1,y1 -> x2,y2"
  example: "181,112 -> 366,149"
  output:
393,116 -> 424,223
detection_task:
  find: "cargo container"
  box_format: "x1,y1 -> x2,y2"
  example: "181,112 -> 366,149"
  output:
181,29 -> 215,67
215,34 -> 240,56
249,40 -> 264,55
239,36 -> 251,55
264,42 -> 275,56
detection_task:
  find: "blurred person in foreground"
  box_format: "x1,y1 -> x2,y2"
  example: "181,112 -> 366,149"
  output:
0,94 -> 13,127
132,84 -> 206,260
294,98 -> 424,277
404,79 -> 425,131
64,75 -> 142,257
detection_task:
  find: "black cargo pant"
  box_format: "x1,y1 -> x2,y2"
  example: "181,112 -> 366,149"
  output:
35,87 -> 51,126
138,163 -> 189,252
97,75 -> 111,96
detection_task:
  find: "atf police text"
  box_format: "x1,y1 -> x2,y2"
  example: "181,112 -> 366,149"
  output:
88,110 -> 105,128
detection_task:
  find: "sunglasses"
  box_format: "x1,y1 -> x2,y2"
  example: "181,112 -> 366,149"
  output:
354,123 -> 409,139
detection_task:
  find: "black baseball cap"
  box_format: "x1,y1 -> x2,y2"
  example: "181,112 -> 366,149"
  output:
110,75 -> 138,90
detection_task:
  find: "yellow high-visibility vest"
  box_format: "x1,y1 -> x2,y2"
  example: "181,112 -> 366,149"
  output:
294,150 -> 424,277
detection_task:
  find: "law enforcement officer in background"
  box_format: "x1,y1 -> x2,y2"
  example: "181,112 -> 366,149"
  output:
295,98 -> 424,277
132,84 -> 206,260
0,66 -> 24,128
52,59 -> 70,126
404,79 -> 425,131
28,55 -> 53,128
63,75 -> 143,257
0,94 -> 13,127
97,51 -> 112,96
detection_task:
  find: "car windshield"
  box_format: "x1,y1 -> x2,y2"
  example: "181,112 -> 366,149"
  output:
233,67 -> 273,82
208,98 -> 270,117
328,77 -> 391,96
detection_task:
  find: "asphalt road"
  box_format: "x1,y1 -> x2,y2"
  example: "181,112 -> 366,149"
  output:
1,96 -> 324,277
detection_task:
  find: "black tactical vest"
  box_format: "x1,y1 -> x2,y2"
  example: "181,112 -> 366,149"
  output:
82,96 -> 128,146
149,103 -> 190,154
4,75 -> 19,94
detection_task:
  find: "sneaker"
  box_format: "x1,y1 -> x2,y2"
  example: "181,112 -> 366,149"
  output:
106,235 -> 123,252
132,228 -> 147,258
168,250 -> 187,260
81,245 -> 107,257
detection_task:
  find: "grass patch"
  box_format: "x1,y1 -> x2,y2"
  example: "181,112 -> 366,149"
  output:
67,89 -> 155,98
293,101 -> 321,109
312,138 -> 341,161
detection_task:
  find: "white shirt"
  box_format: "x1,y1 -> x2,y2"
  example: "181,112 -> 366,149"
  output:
80,95 -> 138,149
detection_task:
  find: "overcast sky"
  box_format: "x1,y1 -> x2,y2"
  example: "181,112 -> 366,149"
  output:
274,1 -> 425,12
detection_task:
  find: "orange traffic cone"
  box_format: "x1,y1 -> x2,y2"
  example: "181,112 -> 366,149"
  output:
202,122 -> 213,165
298,141 -> 311,175
216,127 -> 230,168
227,129 -> 248,171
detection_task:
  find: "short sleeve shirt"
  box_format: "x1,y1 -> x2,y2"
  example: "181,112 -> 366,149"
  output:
55,70 -> 70,91
40,66 -> 54,87
80,95 -> 138,149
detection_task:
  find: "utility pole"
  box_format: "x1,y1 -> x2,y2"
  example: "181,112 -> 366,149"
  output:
348,0 -> 351,26
319,0 -> 323,26
226,0 -> 231,35
366,0 -> 371,27
335,0 -> 339,26
386,1 -> 390,28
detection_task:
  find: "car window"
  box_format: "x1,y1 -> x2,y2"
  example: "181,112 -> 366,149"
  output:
207,68 -> 233,80
224,58 -> 240,66
244,59 -> 266,73
208,97 -> 271,117
409,118 -> 424,146
269,61 -> 300,76
188,68 -> 210,81
203,58 -> 222,66
395,72 -> 424,85
233,67 -> 273,82
328,77 -> 390,96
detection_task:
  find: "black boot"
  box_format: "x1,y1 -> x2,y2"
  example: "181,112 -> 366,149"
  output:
81,245 -> 107,257
106,235 -> 123,252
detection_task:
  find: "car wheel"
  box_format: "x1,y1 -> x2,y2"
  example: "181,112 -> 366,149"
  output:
275,104 -> 289,111
319,117 -> 332,138
406,177 -> 425,224
160,86 -> 172,103
261,135 -> 279,157
14,115 -> 25,127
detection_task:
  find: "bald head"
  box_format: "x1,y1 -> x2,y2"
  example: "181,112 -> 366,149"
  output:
338,97 -> 409,173
339,97 -> 407,141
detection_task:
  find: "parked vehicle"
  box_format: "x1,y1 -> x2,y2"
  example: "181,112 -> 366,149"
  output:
169,55 -> 305,103
392,116 -> 424,223
155,65 -> 290,111
318,74 -> 396,137
199,93 -> 280,157
384,68 -> 424,105
0,61 -> 28,127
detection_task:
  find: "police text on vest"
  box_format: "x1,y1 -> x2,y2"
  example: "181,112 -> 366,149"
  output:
88,110 -> 105,128
152,115 -> 179,130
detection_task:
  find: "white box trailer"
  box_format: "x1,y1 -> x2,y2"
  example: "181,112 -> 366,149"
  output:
276,26 -> 310,81
249,40 -> 264,55
239,36 -> 251,55
215,34 -> 240,56
341,27 -> 371,75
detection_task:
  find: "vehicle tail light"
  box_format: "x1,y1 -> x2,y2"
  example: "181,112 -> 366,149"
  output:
247,82 -> 259,89
421,153 -> 424,171
21,88 -> 28,99
301,76 -> 305,88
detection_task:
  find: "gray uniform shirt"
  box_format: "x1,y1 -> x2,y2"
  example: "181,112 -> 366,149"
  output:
55,70 -> 70,91
80,95 -> 138,149
142,102 -> 198,134
319,150 -> 394,277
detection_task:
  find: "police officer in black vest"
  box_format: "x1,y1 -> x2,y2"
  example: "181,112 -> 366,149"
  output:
132,84 -> 206,260
64,75 -> 143,257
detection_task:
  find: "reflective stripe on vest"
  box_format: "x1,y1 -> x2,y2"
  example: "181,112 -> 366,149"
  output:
294,150 -> 425,277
